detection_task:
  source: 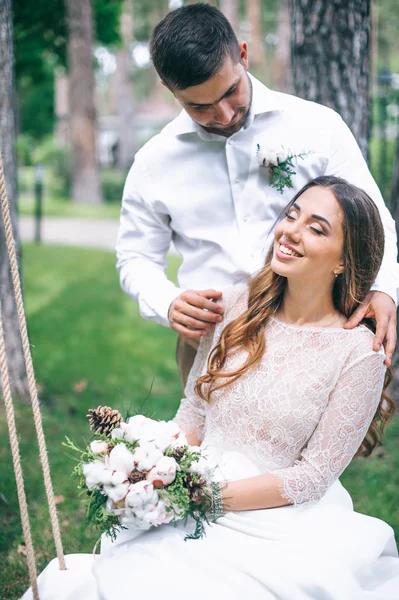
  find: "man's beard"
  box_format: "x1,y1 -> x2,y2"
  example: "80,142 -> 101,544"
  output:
201,76 -> 253,137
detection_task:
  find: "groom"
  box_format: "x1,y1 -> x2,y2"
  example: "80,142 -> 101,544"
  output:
116,3 -> 398,389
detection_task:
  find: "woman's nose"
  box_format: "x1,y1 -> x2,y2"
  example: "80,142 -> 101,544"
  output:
284,220 -> 301,241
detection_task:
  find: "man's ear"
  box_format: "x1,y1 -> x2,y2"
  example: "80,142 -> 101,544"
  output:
239,41 -> 249,70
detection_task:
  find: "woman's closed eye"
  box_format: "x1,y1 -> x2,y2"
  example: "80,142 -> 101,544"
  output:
284,211 -> 326,235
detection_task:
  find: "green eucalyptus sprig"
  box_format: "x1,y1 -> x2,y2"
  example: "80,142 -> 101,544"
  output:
256,144 -> 314,194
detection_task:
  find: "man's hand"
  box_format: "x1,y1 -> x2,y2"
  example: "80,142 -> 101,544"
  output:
168,289 -> 224,338
344,291 -> 397,367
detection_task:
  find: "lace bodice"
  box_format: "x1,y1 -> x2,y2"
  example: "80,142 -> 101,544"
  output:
173,283 -> 386,505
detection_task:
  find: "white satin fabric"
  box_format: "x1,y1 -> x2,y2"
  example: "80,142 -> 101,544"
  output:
94,447 -> 399,600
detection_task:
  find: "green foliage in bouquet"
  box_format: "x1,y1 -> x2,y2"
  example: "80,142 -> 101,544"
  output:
63,434 -> 139,541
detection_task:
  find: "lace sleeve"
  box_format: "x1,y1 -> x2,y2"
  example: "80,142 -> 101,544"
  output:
172,282 -> 249,440
171,328 -> 215,441
269,350 -> 386,505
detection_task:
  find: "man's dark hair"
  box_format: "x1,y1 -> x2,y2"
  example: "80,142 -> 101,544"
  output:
150,3 -> 241,90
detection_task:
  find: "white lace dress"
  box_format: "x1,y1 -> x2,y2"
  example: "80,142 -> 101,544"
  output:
92,283 -> 399,600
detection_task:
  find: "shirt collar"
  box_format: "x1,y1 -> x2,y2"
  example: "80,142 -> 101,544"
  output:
172,72 -> 282,137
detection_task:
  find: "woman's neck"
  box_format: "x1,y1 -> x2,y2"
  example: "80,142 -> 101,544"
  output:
276,281 -> 342,327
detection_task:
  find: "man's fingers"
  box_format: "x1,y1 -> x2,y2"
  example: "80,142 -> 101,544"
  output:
178,293 -> 224,317
373,314 -> 390,352
344,305 -> 367,329
174,311 -> 217,330
197,289 -> 223,300
382,318 -> 397,368
171,322 -> 207,338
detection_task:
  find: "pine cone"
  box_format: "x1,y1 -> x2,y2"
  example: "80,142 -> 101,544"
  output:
128,469 -> 147,484
183,472 -> 207,491
170,447 -> 186,462
87,405 -> 122,436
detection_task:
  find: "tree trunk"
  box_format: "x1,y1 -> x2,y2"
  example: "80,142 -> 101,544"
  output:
246,0 -> 264,72
55,67 -> 70,147
115,0 -> 136,170
0,0 -> 29,399
66,0 -> 102,204
290,0 -> 371,161
220,0 -> 239,36
271,0 -> 292,93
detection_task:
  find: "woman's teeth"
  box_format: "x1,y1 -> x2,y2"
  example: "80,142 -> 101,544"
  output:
279,244 -> 302,258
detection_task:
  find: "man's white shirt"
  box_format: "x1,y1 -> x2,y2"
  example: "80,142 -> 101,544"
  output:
116,74 -> 399,326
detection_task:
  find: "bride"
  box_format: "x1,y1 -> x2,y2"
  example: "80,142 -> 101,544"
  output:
94,176 -> 399,599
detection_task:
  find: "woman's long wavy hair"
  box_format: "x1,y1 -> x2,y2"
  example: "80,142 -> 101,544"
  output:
195,176 -> 394,457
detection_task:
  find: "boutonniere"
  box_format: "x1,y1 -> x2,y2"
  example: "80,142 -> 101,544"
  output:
256,144 -> 313,194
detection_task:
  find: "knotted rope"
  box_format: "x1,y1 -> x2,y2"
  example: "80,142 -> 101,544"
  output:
0,153 -> 66,597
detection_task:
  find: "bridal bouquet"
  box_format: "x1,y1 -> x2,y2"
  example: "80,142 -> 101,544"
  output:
64,406 -> 223,541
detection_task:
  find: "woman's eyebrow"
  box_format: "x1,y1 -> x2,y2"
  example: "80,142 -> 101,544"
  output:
292,202 -> 332,230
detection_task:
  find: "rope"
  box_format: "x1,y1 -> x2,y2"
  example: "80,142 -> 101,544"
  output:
0,297 -> 39,600
0,154 -> 66,578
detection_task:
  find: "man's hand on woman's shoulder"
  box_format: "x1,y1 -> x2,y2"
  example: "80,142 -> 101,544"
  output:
344,291 -> 397,367
168,289 -> 224,338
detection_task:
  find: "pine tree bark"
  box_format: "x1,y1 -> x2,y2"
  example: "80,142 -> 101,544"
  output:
0,0 -> 29,399
66,0 -> 102,204
271,0 -> 292,93
115,0 -> 136,170
220,0 -> 239,36
290,0 -> 371,161
246,0 -> 264,72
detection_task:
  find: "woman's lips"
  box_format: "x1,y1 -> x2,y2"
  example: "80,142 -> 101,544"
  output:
275,244 -> 303,260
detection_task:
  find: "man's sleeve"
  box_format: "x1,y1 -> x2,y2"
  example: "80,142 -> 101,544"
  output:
326,111 -> 399,304
116,161 -> 184,326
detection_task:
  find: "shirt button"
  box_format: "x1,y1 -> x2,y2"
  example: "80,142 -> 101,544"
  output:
228,140 -> 233,145
235,177 -> 240,183
242,216 -> 248,222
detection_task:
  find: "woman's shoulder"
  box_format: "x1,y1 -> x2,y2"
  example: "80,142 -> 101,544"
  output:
219,281 -> 249,318
342,323 -> 386,370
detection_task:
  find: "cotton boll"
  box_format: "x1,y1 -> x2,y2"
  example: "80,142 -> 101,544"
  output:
124,415 -> 154,442
146,456 -> 178,486
187,455 -> 208,476
90,440 -> 109,455
143,500 -> 175,526
132,444 -> 163,472
257,145 -> 278,167
125,480 -> 159,510
103,481 -> 129,503
168,432 -> 188,449
82,460 -> 112,489
276,146 -> 290,164
107,443 -> 135,474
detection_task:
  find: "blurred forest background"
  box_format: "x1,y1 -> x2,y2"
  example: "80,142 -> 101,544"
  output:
1,1 -> 399,598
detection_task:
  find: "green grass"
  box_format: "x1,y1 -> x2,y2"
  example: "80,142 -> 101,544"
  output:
0,244 -> 398,598
0,245 -> 182,599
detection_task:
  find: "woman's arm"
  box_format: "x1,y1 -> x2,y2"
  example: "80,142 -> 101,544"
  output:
172,326 -> 217,443
220,349 -> 386,512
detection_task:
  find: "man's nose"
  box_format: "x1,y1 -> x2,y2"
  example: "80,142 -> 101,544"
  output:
213,100 -> 235,124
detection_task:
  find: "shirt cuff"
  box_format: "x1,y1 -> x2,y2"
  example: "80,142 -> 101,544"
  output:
138,285 -> 185,327
370,268 -> 399,306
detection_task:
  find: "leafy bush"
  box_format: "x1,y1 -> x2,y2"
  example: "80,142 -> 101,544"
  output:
31,137 -> 71,197
100,169 -> 126,203
16,134 -> 35,167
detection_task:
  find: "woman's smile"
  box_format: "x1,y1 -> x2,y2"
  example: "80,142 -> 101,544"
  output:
275,242 -> 303,260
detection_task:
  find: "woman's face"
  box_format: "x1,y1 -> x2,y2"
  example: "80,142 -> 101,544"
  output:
271,186 -> 345,285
